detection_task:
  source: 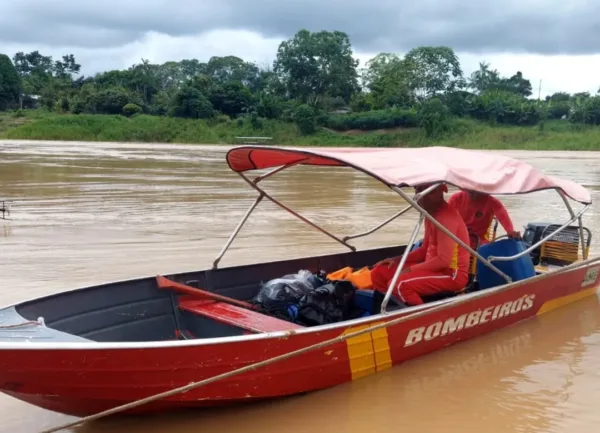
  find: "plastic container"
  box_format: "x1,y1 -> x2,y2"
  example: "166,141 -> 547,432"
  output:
476,239 -> 536,290
353,289 -> 397,314
354,290 -> 376,312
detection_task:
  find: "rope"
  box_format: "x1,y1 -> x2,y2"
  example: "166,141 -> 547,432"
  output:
0,317 -> 45,329
40,256 -> 600,433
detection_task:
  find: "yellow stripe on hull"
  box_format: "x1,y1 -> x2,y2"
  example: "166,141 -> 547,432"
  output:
536,285 -> 600,316
341,322 -> 392,380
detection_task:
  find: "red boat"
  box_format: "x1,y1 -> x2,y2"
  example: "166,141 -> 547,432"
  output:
0,146 -> 598,421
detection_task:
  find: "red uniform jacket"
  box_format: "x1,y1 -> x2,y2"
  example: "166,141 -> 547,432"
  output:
448,191 -> 515,245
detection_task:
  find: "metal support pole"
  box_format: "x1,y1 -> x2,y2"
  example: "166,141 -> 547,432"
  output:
558,191 -> 589,261
343,205 -> 412,242
252,159 -> 308,184
392,186 -> 512,283
487,203 -> 590,262
212,194 -> 264,269
342,183 -> 439,242
380,214 -> 424,314
212,160 -> 311,268
578,216 -> 588,260
238,172 -> 356,252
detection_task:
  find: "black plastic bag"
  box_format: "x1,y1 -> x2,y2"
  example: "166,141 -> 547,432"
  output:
253,270 -> 328,306
295,280 -> 357,326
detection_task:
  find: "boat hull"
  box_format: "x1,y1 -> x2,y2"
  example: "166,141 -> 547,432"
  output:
1,261 -> 599,417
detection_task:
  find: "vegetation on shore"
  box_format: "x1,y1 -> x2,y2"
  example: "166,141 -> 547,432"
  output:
3,109 -> 600,150
1,28 -> 600,149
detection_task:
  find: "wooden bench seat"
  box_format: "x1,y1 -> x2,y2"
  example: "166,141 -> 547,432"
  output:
178,298 -> 304,333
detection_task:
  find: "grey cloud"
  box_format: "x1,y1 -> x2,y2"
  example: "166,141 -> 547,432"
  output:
1,0 -> 599,55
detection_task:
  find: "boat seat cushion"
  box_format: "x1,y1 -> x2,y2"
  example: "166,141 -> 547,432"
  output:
178,298 -> 304,333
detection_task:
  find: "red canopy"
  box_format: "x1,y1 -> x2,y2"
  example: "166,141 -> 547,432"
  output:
226,146 -> 591,204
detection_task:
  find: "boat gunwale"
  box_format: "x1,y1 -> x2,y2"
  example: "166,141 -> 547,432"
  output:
1,254 -> 597,351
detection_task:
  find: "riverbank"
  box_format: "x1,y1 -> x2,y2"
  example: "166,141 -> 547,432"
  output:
2,110 -> 600,149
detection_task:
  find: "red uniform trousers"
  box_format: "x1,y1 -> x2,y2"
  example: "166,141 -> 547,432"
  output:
370,260 -> 468,306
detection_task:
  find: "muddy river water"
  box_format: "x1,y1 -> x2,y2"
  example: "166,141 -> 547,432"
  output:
2,141 -> 600,433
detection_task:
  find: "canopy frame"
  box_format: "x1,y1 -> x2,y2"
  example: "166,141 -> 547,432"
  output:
212,160 -> 356,269
213,150 -> 592,313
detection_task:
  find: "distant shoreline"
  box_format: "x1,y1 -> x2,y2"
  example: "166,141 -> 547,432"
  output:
3,111 -> 600,151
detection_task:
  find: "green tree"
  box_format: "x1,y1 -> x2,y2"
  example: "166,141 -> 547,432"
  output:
468,89 -> 541,125
503,71 -> 532,97
94,70 -> 133,89
469,63 -> 532,97
545,92 -> 571,103
362,53 -> 414,109
274,29 -> 359,103
0,54 -> 21,110
170,84 -> 215,119
53,54 -> 81,79
403,46 -> 464,99
210,81 -> 253,117
128,59 -> 159,106
468,62 -> 501,94
206,56 -> 261,90
12,51 -> 81,110
570,96 -> 600,125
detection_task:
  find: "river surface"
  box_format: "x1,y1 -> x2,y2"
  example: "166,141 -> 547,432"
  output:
2,141 -> 600,433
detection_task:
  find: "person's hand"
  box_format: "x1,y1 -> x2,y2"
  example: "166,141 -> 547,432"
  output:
375,257 -> 397,268
508,230 -> 521,240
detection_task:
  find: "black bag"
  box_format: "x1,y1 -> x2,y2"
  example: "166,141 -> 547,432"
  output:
296,280 -> 357,326
253,270 -> 328,306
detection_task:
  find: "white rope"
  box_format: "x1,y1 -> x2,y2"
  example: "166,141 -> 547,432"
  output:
39,257 -> 600,433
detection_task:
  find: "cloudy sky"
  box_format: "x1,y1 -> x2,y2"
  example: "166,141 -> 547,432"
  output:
2,0 -> 599,97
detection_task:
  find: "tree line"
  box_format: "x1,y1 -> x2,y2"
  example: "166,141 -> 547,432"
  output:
1,29 -> 600,137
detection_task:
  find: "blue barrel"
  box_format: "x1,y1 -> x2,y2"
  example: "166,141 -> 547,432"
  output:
354,290 -> 376,312
476,239 -> 536,290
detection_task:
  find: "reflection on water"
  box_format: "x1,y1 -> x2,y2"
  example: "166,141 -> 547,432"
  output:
1,141 -> 600,433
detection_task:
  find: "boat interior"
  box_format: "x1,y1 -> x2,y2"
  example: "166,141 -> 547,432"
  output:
4,244 -> 405,344
0,219 -> 591,346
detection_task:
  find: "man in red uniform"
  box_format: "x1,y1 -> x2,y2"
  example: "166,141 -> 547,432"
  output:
448,190 -> 519,250
370,183 -> 470,306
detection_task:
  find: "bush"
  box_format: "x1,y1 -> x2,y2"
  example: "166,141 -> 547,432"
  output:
169,86 -> 215,119
249,113 -> 264,129
325,109 -> 418,131
122,103 -> 143,117
294,104 -> 317,135
547,101 -> 570,120
84,87 -> 133,115
349,93 -> 373,112
213,114 -> 231,124
441,90 -> 473,117
570,96 -> 600,125
417,98 -> 450,138
255,94 -> 283,119
468,90 -> 542,126
71,99 -> 85,114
